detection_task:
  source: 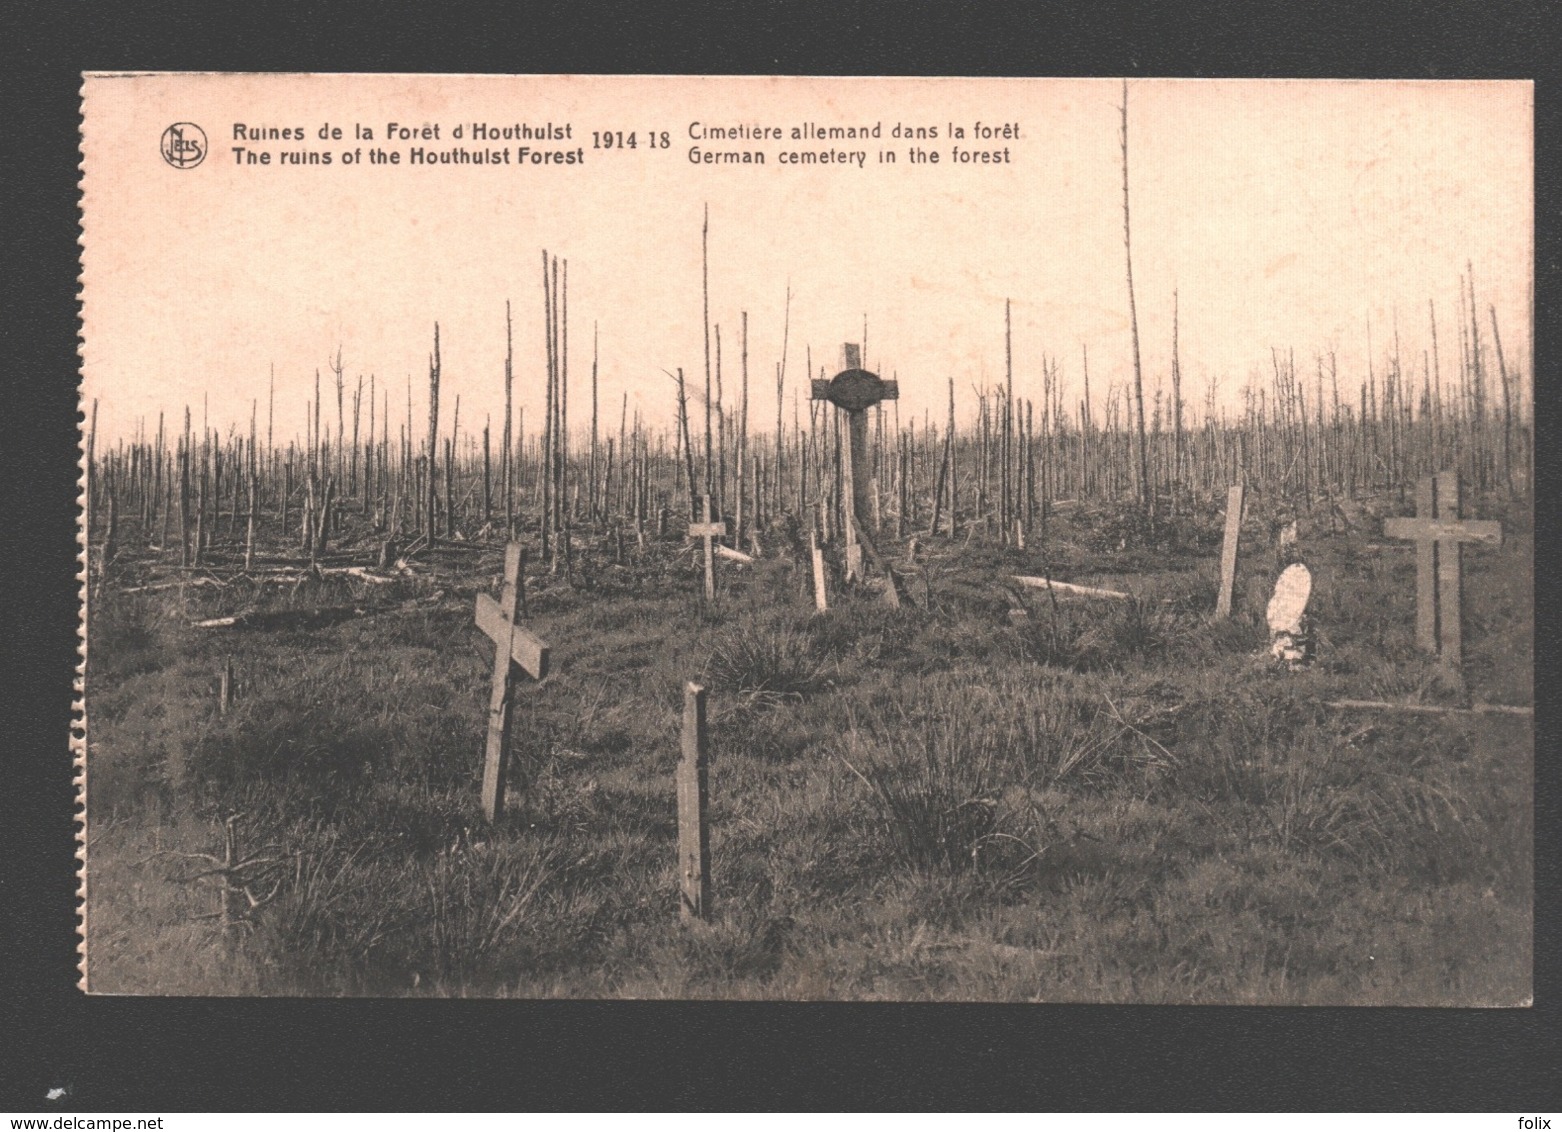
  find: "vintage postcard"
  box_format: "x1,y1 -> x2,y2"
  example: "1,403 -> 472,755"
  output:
79,74 -> 1533,1001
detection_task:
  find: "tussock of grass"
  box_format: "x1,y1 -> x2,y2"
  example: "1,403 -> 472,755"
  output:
418,840 -> 559,985
1014,590 -> 1234,672
837,675 -> 1179,882
705,615 -> 833,703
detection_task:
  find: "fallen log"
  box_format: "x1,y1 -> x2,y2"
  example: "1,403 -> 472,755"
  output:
118,576 -> 229,594
714,545 -> 755,565
318,566 -> 398,585
1010,575 -> 1132,600
192,605 -> 370,631
1324,699 -> 1532,717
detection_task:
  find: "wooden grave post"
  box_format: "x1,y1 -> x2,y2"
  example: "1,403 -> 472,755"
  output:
677,681 -> 712,921
1214,483 -> 1245,619
688,493 -> 726,602
1383,472 -> 1501,671
474,542 -> 551,821
811,344 -> 900,603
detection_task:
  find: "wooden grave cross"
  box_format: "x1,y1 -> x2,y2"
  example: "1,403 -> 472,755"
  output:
688,493 -> 726,601
1383,472 -> 1501,670
474,542 -> 551,822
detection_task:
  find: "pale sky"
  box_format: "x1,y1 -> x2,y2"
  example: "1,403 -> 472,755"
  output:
81,75 -> 1533,445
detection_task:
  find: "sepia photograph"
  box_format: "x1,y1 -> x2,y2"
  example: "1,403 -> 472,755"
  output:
78,73 -> 1533,1003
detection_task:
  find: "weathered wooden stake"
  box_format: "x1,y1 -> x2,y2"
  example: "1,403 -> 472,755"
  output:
688,493 -> 726,602
244,472 -> 257,571
677,681 -> 712,922
1214,483 -> 1245,619
474,543 -> 550,821
811,527 -> 829,612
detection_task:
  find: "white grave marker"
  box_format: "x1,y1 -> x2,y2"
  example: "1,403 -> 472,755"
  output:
1266,562 -> 1313,668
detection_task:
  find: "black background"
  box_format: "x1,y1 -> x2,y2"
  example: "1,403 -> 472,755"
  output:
5,0 -> 1557,1111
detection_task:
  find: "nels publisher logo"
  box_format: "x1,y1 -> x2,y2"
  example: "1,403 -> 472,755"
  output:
160,122 -> 207,169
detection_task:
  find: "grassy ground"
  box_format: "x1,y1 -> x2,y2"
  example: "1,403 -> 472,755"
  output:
82,494 -> 1533,1001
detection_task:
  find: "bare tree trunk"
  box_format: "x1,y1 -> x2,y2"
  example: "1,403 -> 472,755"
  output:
560,259 -> 571,572
503,299 -> 514,533
775,284 -> 790,521
541,252 -> 554,561
676,367 -> 698,518
425,324 -> 440,544
1489,304 -> 1515,497
1171,289 -> 1184,512
1002,299 -> 1013,541
351,373 -> 362,499
1120,81 -> 1153,521
331,346 -> 346,493
366,373 -> 376,510
590,321 -> 599,523
737,310 -> 749,546
702,204 -> 714,499
715,324 -> 725,520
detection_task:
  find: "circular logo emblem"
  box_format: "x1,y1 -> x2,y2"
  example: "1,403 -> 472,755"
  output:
160,123 -> 208,169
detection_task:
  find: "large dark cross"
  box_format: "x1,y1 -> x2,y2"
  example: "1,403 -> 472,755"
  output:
1382,472 -> 1501,671
812,344 -> 898,532
812,343 -> 900,601
474,542 -> 551,821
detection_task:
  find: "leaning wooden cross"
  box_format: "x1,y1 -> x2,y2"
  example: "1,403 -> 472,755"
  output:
811,344 -> 899,605
1382,472 -> 1501,671
688,493 -> 726,601
474,542 -> 550,822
